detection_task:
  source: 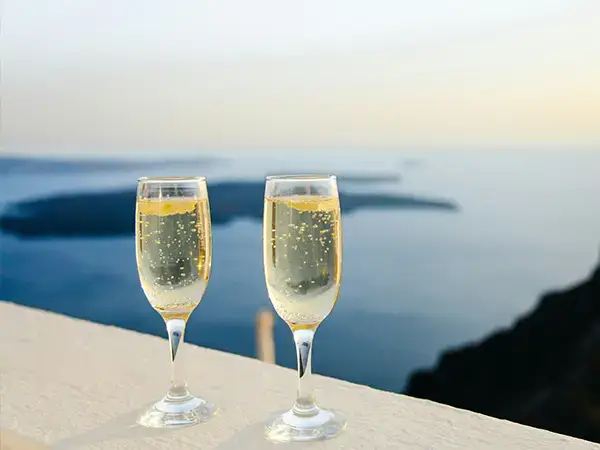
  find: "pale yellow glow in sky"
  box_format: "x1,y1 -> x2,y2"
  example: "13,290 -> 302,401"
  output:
2,0 -> 599,154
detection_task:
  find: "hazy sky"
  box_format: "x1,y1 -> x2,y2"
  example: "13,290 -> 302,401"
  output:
2,0 -> 600,154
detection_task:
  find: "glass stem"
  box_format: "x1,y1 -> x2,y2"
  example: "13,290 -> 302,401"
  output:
292,328 -> 318,416
166,319 -> 189,400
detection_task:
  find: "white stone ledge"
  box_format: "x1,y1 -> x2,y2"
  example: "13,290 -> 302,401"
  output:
1,301 -> 597,450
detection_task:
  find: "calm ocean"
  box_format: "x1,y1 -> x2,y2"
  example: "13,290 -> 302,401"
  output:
1,150 -> 599,392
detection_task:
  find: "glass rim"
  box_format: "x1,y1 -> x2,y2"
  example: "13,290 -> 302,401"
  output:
265,174 -> 337,181
137,176 -> 206,183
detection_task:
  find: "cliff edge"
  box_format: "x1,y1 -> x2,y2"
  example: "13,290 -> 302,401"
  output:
406,255 -> 600,442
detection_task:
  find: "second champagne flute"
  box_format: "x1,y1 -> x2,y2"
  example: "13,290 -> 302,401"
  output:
135,177 -> 216,428
263,174 -> 346,442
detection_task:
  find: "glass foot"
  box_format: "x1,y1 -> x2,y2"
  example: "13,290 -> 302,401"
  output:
138,394 -> 216,428
265,407 -> 346,442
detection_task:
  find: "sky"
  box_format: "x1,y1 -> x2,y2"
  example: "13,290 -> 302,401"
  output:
1,0 -> 600,155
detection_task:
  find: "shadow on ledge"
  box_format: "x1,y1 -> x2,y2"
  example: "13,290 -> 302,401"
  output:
406,254 -> 600,443
0,180 -> 458,238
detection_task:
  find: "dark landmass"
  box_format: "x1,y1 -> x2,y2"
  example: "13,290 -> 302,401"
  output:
2,157 -> 403,184
0,180 -> 458,238
334,173 -> 401,183
0,156 -> 222,175
406,255 -> 600,443
398,158 -> 426,168
268,172 -> 402,184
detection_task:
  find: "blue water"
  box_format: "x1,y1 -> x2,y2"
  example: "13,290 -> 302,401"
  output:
1,150 -> 599,392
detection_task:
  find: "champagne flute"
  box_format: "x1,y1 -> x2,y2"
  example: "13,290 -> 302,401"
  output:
263,174 -> 346,442
135,177 -> 216,428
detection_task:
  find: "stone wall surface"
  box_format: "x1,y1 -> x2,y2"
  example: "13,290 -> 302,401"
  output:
1,302 -> 598,449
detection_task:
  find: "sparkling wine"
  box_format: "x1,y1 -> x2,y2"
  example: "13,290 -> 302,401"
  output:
136,198 -> 211,321
263,195 -> 341,329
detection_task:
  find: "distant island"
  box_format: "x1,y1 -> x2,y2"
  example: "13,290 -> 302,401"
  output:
0,179 -> 458,238
0,155 -> 223,175
406,253 -> 600,444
